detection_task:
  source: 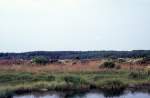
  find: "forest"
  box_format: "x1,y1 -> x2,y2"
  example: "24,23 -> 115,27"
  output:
0,50 -> 150,60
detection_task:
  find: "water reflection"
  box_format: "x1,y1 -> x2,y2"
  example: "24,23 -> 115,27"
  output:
13,90 -> 150,98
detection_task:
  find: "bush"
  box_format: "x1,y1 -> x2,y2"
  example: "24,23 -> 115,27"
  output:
128,71 -> 149,79
32,56 -> 49,64
63,75 -> 85,85
101,79 -> 126,90
100,61 -> 116,68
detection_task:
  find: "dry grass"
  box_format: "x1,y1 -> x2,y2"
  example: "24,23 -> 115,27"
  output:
0,59 -> 147,73
0,60 -> 102,73
0,59 -> 149,97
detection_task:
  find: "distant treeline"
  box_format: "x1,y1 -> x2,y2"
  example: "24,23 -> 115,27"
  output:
0,50 -> 150,60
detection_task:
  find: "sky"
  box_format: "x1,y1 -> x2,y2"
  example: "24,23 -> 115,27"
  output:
0,0 -> 150,52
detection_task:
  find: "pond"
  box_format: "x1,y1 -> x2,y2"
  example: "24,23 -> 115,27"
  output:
13,90 -> 150,98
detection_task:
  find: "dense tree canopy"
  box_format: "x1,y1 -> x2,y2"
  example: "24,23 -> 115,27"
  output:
0,50 -> 150,60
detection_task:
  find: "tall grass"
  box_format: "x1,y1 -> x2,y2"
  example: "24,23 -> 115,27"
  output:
0,69 -> 150,97
128,70 -> 150,80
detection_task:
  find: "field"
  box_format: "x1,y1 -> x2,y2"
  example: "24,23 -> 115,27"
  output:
0,58 -> 148,73
0,58 -> 150,97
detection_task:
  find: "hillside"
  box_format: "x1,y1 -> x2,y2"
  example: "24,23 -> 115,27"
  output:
0,50 -> 150,60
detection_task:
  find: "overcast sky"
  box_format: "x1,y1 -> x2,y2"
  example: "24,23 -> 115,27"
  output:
0,0 -> 150,52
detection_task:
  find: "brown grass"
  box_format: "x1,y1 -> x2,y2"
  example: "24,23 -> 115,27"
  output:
0,59 -> 148,73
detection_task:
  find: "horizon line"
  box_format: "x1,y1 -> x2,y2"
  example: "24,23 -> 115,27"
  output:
0,50 -> 150,54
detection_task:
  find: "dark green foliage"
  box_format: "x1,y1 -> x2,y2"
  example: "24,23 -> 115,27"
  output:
1,50 -> 150,60
0,70 -> 150,97
101,79 -> 126,90
128,71 -> 149,79
32,56 -> 49,64
0,73 -> 32,83
33,75 -> 55,81
63,75 -> 85,84
0,73 -> 55,83
100,61 -> 116,68
0,73 -> 33,83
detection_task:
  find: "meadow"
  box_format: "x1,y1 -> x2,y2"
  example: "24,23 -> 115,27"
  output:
0,58 -> 150,98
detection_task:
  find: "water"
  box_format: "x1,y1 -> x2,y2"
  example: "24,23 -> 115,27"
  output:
13,90 -> 150,98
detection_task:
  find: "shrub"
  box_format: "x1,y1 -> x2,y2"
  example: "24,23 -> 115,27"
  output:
101,79 -> 126,90
100,61 -> 116,68
15,73 -> 33,81
63,75 -> 85,85
128,71 -> 148,79
32,56 -> 49,64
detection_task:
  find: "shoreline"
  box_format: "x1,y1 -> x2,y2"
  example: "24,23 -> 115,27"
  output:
0,62 -> 149,98
1,81 -> 150,98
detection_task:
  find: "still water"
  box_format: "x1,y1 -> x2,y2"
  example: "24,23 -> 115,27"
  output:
13,90 -> 150,98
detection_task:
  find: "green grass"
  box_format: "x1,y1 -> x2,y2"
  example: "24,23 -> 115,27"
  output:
0,70 -> 150,97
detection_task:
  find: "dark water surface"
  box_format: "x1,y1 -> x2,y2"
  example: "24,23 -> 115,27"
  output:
13,90 -> 150,98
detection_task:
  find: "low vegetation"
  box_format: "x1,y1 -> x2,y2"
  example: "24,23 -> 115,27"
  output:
63,75 -> 86,85
0,69 -> 150,97
100,79 -> 126,90
0,57 -> 150,97
31,56 -> 49,64
100,61 -> 116,68
128,70 -> 150,79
